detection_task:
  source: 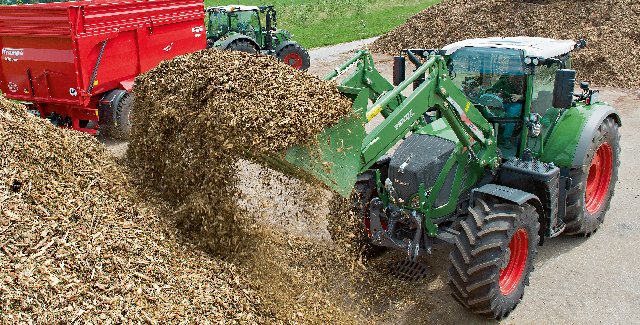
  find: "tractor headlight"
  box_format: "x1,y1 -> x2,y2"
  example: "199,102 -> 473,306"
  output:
524,57 -> 532,65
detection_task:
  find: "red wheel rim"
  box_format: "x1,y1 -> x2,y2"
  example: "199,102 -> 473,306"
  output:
363,216 -> 387,237
499,228 -> 529,296
585,142 -> 613,214
283,52 -> 303,69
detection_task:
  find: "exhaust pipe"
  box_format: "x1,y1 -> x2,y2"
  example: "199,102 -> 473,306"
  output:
393,56 -> 406,86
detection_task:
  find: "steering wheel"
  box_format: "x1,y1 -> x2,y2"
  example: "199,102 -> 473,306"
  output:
237,22 -> 252,34
478,93 -> 504,110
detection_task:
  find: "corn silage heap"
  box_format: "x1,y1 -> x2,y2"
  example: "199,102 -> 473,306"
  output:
0,97 -> 263,323
127,50 -> 353,252
369,0 -> 640,88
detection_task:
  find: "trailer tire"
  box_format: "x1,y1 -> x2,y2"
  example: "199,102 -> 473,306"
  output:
99,90 -> 133,140
563,117 -> 620,236
227,40 -> 257,54
448,198 -> 539,320
113,92 -> 133,140
277,44 -> 310,70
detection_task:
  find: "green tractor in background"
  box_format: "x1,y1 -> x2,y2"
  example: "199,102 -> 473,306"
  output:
205,5 -> 311,70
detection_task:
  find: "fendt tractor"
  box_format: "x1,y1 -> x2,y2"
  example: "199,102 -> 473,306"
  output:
205,5 -> 311,70
270,37 -> 620,319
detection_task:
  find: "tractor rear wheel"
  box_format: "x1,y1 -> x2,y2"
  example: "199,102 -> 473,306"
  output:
564,117 -> 620,236
277,44 -> 310,70
227,40 -> 257,54
448,198 -> 539,320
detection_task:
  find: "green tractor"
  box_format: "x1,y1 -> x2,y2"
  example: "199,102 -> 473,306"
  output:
205,5 -> 311,70
267,37 -> 620,319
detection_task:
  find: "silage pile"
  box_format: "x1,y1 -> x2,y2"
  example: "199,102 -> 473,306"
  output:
0,97 -> 265,323
369,0 -> 640,88
128,50 -> 363,322
128,49 -> 352,253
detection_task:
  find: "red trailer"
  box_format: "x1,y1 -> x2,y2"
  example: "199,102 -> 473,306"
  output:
0,0 -> 206,138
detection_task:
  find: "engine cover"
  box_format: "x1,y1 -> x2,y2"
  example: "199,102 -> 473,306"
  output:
388,134 -> 457,202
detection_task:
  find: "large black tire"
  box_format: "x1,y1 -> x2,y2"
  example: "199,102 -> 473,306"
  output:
448,198 -> 540,320
276,44 -> 311,70
227,40 -> 257,54
99,90 -> 133,140
564,117 -> 620,236
113,92 -> 133,140
327,171 -> 386,257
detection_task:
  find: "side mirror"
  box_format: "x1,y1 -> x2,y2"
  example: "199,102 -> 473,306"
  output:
580,82 -> 590,90
553,69 -> 576,109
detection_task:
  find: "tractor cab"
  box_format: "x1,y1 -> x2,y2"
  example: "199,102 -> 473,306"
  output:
443,37 -> 580,156
206,5 -> 265,46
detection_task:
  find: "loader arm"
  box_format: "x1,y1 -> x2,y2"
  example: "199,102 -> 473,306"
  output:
276,52 -> 496,197
324,50 -> 404,118
359,55 -> 494,172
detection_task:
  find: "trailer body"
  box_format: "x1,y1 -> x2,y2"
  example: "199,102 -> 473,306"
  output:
0,0 -> 205,133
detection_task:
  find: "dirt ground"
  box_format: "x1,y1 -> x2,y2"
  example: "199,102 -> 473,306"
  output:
105,45 -> 640,323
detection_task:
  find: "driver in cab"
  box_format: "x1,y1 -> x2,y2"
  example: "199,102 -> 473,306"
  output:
487,71 -> 525,149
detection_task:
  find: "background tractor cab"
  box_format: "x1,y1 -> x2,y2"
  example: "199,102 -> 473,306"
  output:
205,5 -> 311,70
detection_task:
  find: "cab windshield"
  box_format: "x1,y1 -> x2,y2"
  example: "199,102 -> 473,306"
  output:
230,11 -> 260,36
448,47 -> 525,105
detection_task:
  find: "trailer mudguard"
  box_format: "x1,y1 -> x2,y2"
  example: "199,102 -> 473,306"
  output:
541,103 -> 621,168
215,34 -> 259,50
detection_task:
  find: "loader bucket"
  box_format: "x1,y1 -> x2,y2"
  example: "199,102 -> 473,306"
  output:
258,86 -> 369,197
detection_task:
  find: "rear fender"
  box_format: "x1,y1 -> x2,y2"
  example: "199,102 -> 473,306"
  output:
274,41 -> 297,54
541,103 -> 620,168
215,34 -> 259,50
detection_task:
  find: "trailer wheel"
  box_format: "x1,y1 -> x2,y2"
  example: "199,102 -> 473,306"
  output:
327,171 -> 386,257
564,117 -> 620,236
113,92 -> 133,140
448,198 -> 539,320
99,90 -> 133,140
277,44 -> 310,70
227,40 -> 257,54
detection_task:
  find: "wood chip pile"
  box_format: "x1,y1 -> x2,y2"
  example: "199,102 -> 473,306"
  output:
0,97 -> 265,323
369,0 -> 640,88
127,50 -> 361,322
128,49 -> 351,253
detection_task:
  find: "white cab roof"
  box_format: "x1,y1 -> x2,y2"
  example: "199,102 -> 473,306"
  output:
210,5 -> 260,12
442,37 -> 576,59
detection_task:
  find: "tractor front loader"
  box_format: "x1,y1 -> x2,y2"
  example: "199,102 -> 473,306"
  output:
264,37 -> 620,319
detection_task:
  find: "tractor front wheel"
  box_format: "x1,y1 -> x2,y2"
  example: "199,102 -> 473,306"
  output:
327,171 -> 386,257
448,198 -> 540,320
564,117 -> 620,236
277,44 -> 311,70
